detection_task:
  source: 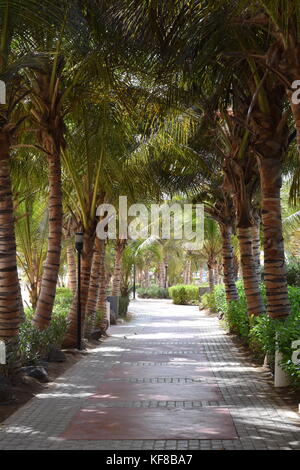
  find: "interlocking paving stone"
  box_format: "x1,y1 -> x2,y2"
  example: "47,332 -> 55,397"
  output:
105,364 -> 214,379
90,382 -> 221,402
0,298 -> 299,450
121,352 -> 208,363
61,406 -> 238,440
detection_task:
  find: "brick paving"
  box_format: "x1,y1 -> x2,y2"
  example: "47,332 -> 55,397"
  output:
0,299 -> 300,450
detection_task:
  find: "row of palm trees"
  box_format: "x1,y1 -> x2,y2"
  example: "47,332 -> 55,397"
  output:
109,0 -> 300,323
2,1 -> 300,363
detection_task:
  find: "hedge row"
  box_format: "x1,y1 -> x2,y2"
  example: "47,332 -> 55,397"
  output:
201,281 -> 300,385
137,286 -> 169,299
169,285 -> 208,305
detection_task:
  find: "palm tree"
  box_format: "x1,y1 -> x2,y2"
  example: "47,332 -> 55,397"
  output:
201,218 -> 222,292
62,97 -> 137,346
0,0 -> 64,353
111,238 -> 127,297
15,194 -> 48,309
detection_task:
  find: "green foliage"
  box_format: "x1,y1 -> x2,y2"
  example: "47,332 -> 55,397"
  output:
286,260 -> 300,287
201,292 -> 216,311
118,296 -> 130,316
222,282 -> 249,341
169,285 -> 199,305
53,287 -> 73,316
206,281 -> 300,384
19,314 -> 68,366
137,285 -> 169,299
213,284 -> 227,315
19,288 -> 71,366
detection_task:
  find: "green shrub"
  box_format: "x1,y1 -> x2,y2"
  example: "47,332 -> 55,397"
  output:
201,292 -> 216,311
200,284 -> 227,314
18,287 -> 71,366
137,286 -> 169,299
199,279 -> 300,385
286,260 -> 300,287
213,284 -> 227,315
19,313 -> 69,366
118,295 -> 130,316
169,285 -> 200,305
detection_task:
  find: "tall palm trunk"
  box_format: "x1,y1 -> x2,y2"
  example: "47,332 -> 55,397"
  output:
184,259 -> 192,285
220,225 -> 239,302
158,261 -> 165,287
0,132 -> 23,347
257,157 -> 290,319
111,239 -> 126,296
251,223 -> 261,278
33,149 -> 63,329
237,227 -> 265,316
32,69 -> 65,330
63,233 -> 94,347
143,268 -> 150,288
85,238 -> 104,336
207,259 -> 216,292
95,240 -> 108,330
67,244 -> 77,294
249,78 -> 290,320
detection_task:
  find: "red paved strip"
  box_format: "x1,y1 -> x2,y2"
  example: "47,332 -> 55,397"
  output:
105,364 -> 214,379
61,407 -> 238,440
90,382 -> 222,402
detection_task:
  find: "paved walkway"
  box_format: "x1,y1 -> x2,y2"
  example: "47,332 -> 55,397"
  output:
0,299 -> 300,450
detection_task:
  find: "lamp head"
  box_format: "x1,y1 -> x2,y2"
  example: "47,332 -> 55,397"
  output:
75,232 -> 84,252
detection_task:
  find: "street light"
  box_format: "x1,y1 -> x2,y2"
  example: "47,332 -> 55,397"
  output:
164,262 -> 168,289
75,232 -> 84,350
133,262 -> 136,299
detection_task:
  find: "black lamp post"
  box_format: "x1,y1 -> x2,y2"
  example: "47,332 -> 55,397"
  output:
75,232 -> 84,350
164,262 -> 168,289
133,262 -> 136,299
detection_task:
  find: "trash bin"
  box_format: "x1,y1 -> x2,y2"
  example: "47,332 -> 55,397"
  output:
107,295 -> 119,324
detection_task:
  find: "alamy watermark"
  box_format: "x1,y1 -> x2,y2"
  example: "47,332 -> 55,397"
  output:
96,197 -> 204,250
291,80 -> 300,104
0,80 -> 6,104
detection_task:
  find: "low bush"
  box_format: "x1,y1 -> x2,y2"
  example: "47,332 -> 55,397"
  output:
137,286 -> 169,299
202,281 -> 300,384
250,286 -> 300,382
169,285 -> 200,305
19,313 -> 69,366
201,292 -> 216,311
118,295 -> 130,316
212,284 -> 227,316
286,259 -> 300,287
18,287 -> 72,366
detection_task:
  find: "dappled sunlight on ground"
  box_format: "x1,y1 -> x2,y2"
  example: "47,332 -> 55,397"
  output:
0,298 -> 299,449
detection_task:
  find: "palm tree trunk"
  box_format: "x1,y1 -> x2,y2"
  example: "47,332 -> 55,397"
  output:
63,233 -> 94,348
258,158 -> 290,319
0,132 -> 23,347
33,150 -> 63,329
233,254 -> 239,280
111,239 -> 126,296
237,227 -> 265,316
84,238 -> 103,336
144,268 -> 150,287
220,225 -> 239,302
207,260 -> 215,292
159,261 -> 165,287
28,282 -> 39,311
67,244 -> 77,294
251,223 -> 261,278
185,259 -> 192,284
95,240 -> 108,330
